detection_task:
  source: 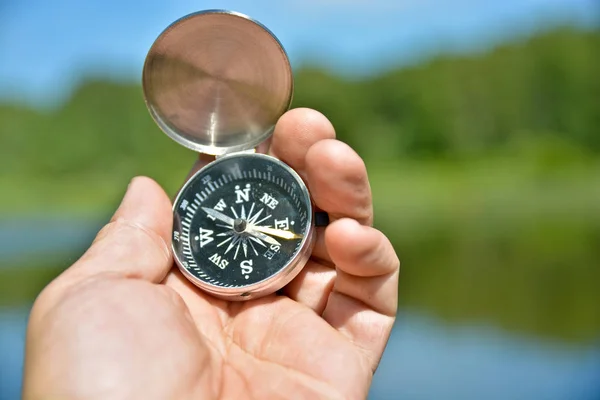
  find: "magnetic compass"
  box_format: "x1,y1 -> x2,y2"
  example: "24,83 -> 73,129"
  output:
142,10 -> 327,300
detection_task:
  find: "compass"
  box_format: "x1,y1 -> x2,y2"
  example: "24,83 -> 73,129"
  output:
142,10 -> 327,300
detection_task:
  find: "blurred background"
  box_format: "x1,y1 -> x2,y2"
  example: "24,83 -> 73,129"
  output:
1,0 -> 599,399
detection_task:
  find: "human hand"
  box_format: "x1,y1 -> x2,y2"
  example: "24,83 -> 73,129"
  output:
22,108 -> 400,400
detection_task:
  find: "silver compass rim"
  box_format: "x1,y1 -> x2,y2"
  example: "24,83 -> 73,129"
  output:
171,152 -> 314,300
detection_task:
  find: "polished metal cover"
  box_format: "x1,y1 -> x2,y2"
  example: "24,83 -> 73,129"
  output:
142,10 -> 294,155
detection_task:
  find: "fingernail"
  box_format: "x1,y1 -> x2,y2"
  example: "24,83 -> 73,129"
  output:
117,177 -> 145,219
126,176 -> 140,192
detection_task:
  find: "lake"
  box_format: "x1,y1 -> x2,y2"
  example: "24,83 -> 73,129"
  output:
0,219 -> 599,399
1,307 -> 599,400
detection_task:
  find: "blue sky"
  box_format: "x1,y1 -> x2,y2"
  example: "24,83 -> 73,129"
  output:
0,0 -> 597,106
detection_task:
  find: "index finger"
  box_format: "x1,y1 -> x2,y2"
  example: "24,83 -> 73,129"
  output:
268,107 -> 336,177
184,107 -> 333,183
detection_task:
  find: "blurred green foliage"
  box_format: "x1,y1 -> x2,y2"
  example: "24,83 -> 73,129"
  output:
0,26 -> 599,343
294,27 -> 600,161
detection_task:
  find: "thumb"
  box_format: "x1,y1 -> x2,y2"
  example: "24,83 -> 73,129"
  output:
66,176 -> 174,283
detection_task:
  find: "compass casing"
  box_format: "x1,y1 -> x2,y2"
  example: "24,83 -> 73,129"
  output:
143,10 -> 314,300
171,153 -> 316,300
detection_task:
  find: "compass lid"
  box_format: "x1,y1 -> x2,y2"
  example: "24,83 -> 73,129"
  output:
142,10 -> 293,155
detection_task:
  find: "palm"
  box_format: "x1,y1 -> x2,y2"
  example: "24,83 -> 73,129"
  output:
23,109 -> 399,400
164,269 -> 370,399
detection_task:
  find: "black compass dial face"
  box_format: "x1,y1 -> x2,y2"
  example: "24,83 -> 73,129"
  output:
172,154 -> 312,288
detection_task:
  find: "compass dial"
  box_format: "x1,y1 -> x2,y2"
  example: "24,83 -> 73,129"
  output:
172,153 -> 314,299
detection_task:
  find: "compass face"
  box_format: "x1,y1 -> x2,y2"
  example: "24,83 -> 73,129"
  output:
172,153 -> 313,297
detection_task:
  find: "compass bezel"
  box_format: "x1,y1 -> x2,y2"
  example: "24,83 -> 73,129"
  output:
171,152 -> 315,301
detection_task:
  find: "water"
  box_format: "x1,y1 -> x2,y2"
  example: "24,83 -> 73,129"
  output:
371,314 -> 600,400
1,307 -> 598,400
0,217 -> 100,265
1,220 -> 599,399
0,307 -> 29,400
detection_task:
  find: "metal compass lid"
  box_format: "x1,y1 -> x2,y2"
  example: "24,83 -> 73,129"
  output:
142,10 -> 294,155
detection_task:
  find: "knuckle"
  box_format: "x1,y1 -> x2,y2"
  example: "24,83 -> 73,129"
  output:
93,218 -> 171,263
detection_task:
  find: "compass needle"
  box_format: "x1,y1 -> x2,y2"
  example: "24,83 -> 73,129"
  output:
248,224 -> 304,240
202,207 -> 234,226
245,227 -> 281,247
